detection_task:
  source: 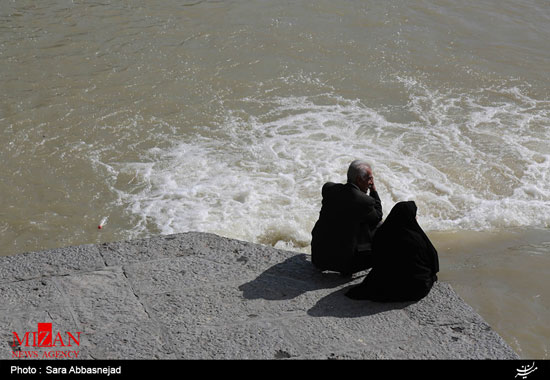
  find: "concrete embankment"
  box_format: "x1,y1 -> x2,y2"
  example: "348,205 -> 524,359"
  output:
0,232 -> 518,359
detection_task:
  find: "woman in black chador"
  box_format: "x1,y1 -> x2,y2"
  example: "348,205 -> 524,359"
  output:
346,201 -> 439,302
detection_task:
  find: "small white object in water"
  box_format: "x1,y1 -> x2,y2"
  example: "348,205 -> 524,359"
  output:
98,217 -> 108,229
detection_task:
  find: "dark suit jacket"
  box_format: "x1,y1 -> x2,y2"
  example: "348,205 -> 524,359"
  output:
311,182 -> 382,274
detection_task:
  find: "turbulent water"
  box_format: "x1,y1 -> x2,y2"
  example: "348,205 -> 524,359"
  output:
1,0 -> 549,358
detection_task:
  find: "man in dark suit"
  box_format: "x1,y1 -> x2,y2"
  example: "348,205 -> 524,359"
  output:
311,160 -> 383,276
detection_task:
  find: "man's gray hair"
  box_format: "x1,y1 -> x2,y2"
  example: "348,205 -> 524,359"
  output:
347,160 -> 372,184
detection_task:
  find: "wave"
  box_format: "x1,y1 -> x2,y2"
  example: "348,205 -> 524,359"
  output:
107,81 -> 550,251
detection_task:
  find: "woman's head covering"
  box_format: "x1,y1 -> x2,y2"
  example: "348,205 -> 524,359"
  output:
377,200 -> 417,231
375,200 -> 439,275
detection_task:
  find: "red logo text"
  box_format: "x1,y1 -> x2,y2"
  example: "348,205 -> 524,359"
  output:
11,323 -> 82,359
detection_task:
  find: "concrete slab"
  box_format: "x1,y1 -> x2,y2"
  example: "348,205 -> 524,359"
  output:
0,232 -> 519,359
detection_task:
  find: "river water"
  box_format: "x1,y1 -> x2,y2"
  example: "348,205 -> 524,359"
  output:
1,0 -> 549,358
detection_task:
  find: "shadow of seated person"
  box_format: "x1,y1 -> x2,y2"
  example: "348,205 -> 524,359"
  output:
238,254 -> 356,301
307,283 -> 413,318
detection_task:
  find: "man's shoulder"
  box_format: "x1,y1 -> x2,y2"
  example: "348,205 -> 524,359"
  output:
321,182 -> 344,197
346,183 -> 378,205
322,182 -> 370,202
322,181 -> 341,189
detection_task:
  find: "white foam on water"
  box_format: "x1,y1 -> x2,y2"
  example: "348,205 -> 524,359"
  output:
111,81 -> 550,251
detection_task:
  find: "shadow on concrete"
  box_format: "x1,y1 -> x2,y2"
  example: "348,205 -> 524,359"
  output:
306,284 -> 414,318
238,253 -> 357,301
238,253 -> 413,318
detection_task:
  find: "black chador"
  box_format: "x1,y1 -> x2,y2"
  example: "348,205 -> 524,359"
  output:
346,201 -> 439,302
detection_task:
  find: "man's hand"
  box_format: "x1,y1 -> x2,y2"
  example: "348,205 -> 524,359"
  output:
368,181 -> 377,193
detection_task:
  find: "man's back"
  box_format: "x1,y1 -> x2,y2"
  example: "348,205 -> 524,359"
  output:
311,181 -> 382,274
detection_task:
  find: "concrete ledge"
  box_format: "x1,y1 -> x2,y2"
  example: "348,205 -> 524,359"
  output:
0,232 -> 519,359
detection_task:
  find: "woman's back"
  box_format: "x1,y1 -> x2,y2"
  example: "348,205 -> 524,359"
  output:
346,201 -> 439,302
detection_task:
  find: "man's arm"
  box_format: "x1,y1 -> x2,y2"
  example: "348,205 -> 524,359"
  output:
365,189 -> 383,227
367,175 -> 382,223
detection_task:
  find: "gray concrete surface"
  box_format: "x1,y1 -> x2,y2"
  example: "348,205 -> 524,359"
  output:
0,232 -> 519,359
